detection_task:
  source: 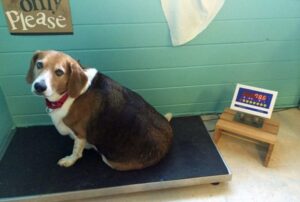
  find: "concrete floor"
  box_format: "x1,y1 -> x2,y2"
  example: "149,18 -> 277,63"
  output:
74,108 -> 300,202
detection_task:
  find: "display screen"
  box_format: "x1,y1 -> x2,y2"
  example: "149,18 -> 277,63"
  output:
236,88 -> 273,110
230,84 -> 278,119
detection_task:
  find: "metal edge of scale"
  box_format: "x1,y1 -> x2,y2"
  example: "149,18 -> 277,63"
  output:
0,174 -> 232,202
1,117 -> 232,202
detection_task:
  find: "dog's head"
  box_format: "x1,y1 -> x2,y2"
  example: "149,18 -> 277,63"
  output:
26,50 -> 87,101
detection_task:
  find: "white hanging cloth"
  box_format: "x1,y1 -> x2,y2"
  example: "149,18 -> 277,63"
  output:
161,0 -> 225,46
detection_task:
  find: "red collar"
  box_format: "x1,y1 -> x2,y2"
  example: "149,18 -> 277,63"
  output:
45,93 -> 69,110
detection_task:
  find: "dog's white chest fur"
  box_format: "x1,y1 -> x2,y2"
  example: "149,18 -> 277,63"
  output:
49,98 -> 75,136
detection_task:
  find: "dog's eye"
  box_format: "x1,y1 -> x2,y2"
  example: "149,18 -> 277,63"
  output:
36,62 -> 43,69
55,69 -> 64,77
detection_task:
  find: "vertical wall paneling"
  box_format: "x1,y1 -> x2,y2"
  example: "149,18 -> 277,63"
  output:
0,87 -> 14,159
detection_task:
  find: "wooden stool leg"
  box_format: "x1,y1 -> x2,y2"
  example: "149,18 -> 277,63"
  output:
214,128 -> 222,144
264,144 -> 274,167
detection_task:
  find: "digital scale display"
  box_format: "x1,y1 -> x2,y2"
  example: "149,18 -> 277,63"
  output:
230,84 -> 278,119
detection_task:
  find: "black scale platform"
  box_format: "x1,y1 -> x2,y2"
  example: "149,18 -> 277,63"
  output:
0,116 -> 231,202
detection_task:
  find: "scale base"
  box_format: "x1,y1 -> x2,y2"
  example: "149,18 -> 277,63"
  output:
0,116 -> 231,202
234,112 -> 264,128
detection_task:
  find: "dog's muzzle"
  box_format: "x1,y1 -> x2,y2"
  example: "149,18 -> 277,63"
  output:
34,80 -> 47,93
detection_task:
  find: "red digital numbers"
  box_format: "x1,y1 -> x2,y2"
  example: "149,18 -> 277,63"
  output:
242,92 -> 267,101
254,93 -> 267,101
242,92 -> 255,98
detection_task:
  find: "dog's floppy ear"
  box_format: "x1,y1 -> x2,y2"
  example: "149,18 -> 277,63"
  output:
26,51 -> 40,84
67,62 -> 88,98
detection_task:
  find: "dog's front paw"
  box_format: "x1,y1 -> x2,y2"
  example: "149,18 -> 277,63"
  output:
57,156 -> 76,167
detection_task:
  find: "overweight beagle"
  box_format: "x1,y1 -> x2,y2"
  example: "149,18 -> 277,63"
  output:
26,50 -> 173,171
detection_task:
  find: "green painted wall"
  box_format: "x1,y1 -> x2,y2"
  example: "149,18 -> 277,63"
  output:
0,87 -> 14,158
0,0 -> 299,126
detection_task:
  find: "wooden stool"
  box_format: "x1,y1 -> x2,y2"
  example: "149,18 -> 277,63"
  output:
214,108 -> 279,167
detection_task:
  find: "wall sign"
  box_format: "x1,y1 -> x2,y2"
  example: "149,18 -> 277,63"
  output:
2,0 -> 73,34
230,84 -> 278,119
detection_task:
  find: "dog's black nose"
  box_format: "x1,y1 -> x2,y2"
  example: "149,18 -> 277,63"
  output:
34,81 -> 47,93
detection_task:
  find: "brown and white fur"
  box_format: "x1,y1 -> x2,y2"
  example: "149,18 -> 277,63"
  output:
26,50 -> 173,171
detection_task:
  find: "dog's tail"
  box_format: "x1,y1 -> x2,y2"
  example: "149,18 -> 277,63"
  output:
164,113 -> 173,122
